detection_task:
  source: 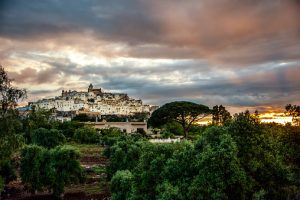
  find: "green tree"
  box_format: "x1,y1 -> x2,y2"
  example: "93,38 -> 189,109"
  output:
57,121 -> 84,139
20,145 -> 46,193
22,108 -> 55,142
49,145 -> 84,197
212,105 -> 232,125
190,126 -> 247,200
285,104 -> 300,126
73,125 -> 100,144
149,101 -> 210,138
156,181 -> 182,200
31,128 -> 66,148
0,66 -> 26,193
227,111 -> 292,198
20,145 -> 84,197
111,170 -> 134,200
132,143 -> 175,200
106,138 -> 144,179
161,142 -> 197,199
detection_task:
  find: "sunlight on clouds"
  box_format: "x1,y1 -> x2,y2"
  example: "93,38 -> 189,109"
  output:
259,113 -> 293,125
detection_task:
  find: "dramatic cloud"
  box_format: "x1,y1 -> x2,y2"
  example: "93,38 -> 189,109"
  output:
1,0 -> 300,113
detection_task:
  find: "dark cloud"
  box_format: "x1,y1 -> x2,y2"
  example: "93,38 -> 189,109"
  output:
1,0 -> 300,112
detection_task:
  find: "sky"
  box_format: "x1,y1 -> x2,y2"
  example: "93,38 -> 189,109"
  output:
1,0 -> 300,114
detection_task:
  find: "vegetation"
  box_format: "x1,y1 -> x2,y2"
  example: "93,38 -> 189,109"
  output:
0,66 -> 26,196
107,109 -> 300,199
149,101 -> 210,138
20,145 -> 84,197
285,104 -> 300,126
74,125 -> 100,144
211,105 -> 232,125
31,128 -> 66,148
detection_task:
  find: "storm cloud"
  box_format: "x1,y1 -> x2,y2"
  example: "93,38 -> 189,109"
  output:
1,0 -> 300,113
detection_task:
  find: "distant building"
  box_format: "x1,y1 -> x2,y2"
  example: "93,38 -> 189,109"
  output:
31,84 -> 158,119
84,121 -> 147,134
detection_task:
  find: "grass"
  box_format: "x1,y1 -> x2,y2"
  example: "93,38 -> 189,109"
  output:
65,182 -> 107,195
66,142 -> 104,156
92,165 -> 106,174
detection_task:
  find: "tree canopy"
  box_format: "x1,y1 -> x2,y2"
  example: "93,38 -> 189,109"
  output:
285,104 -> 300,126
0,66 -> 26,191
148,101 -> 210,138
0,66 -> 26,115
211,105 -> 231,125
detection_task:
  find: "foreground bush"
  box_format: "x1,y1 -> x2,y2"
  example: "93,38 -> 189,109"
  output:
111,170 -> 134,200
20,145 -> 84,197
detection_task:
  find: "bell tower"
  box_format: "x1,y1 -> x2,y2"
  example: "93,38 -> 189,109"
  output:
88,83 -> 93,92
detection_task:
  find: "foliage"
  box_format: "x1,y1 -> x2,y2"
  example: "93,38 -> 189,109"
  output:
74,126 -> 100,144
156,181 -> 181,200
50,145 -> 85,197
190,126 -> 247,199
0,65 -> 26,114
149,101 -> 210,138
285,104 -> 300,126
0,66 -> 26,193
72,113 -> 95,122
105,138 -> 145,179
0,109 -> 24,160
22,108 -> 56,143
100,127 -> 124,146
111,170 -> 134,200
57,121 -> 84,139
0,160 -> 17,184
107,112 -> 299,199
0,176 -> 3,199
20,145 -> 84,197
212,105 -> 232,125
227,111 -> 293,198
31,128 -> 66,148
20,145 -> 46,193
161,121 -> 183,136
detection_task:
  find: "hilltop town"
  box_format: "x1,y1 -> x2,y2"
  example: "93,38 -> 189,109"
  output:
30,84 -> 158,121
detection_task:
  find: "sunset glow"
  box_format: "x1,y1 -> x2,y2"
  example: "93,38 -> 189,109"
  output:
1,0 -> 300,113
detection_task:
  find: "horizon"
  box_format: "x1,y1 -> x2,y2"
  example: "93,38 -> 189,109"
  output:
1,0 -> 300,114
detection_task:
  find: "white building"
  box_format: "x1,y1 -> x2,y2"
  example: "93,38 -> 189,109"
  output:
31,84 -> 158,116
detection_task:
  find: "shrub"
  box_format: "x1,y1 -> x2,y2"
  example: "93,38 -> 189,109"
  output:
20,145 -> 46,193
74,126 -> 100,144
58,121 -> 84,139
20,145 -> 84,197
31,128 -> 66,148
0,160 -> 16,184
111,170 -> 134,200
50,145 -> 85,197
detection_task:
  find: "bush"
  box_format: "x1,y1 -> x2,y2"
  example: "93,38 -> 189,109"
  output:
50,145 -> 85,197
0,176 -> 4,199
20,145 -> 46,193
74,126 -> 100,144
58,121 -> 84,139
0,160 -> 16,184
31,128 -> 66,148
20,145 -> 84,197
111,170 -> 134,200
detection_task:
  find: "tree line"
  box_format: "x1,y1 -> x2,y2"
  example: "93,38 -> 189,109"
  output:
107,112 -> 300,199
